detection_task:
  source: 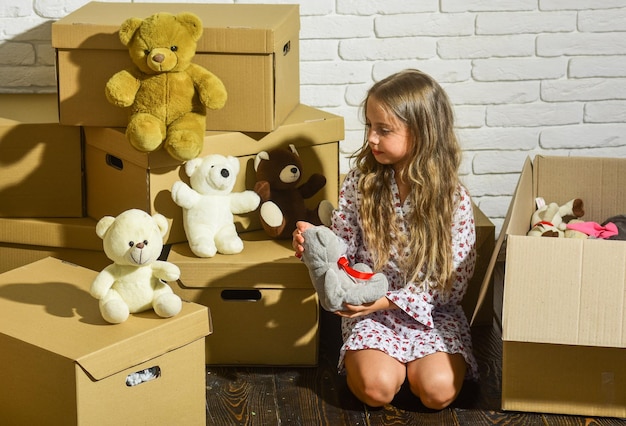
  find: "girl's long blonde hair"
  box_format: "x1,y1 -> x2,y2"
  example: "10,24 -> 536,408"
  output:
354,69 -> 462,292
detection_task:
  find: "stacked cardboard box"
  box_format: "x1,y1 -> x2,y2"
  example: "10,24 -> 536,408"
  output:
48,2 -> 340,368
475,156 -> 626,418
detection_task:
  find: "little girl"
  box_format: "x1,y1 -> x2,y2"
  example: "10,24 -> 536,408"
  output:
293,69 -> 478,410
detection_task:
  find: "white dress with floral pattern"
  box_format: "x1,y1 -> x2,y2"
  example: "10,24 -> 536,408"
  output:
331,169 -> 479,380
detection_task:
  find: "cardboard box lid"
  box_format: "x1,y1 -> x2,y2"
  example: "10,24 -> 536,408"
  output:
473,155 -> 626,348
0,94 -> 59,125
168,231 -> 313,290
51,2 -> 300,54
0,257 -> 211,380
83,104 -> 345,169
0,217 -> 101,251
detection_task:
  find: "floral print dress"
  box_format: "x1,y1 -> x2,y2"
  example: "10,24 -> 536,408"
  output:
331,169 -> 479,380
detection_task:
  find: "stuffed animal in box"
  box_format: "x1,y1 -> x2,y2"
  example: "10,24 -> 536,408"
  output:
527,198 -> 584,237
90,209 -> 182,324
105,12 -> 227,161
254,144 -> 333,239
300,225 -> 388,312
171,154 -> 260,257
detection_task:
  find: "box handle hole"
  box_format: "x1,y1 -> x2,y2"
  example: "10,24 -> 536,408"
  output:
221,289 -> 262,302
126,366 -> 160,387
283,40 -> 291,56
106,154 -> 124,171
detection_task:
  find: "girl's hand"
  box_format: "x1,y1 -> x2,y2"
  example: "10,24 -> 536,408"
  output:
292,221 -> 315,257
334,297 -> 398,318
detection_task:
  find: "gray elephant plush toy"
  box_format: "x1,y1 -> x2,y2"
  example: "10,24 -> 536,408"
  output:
300,226 -> 389,312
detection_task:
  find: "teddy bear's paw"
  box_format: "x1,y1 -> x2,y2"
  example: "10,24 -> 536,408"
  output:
153,293 -> 182,318
190,241 -> 218,258
216,236 -> 244,255
318,200 -> 334,227
165,130 -> 203,161
260,201 -> 284,227
127,116 -> 164,152
101,299 -> 130,324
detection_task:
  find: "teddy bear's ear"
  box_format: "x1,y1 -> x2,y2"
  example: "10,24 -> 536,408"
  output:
118,17 -> 143,47
254,151 -> 269,172
176,12 -> 203,41
227,156 -> 240,174
152,213 -> 169,238
95,216 -> 116,239
289,144 -> 300,157
184,158 -> 203,177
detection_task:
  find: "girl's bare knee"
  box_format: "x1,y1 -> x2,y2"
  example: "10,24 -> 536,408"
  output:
410,374 -> 459,410
418,385 -> 457,410
348,374 -> 398,407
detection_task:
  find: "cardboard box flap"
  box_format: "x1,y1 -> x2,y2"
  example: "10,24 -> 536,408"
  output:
0,258 -> 211,381
168,231 -> 313,290
471,156 -> 533,325
0,217 -> 101,251
84,105 -> 344,167
0,94 -> 59,125
503,237 -> 626,348
207,104 -> 346,157
52,2 -> 300,54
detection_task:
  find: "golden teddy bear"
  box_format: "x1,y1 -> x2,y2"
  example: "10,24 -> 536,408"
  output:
105,12 -> 227,161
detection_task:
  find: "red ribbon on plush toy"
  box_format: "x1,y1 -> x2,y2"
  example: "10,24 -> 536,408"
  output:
337,256 -> 376,280
295,252 -> 376,280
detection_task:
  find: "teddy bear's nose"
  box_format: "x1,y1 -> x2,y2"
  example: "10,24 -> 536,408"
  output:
152,53 -> 165,63
220,169 -> 229,178
290,167 -> 298,174
135,242 -> 145,249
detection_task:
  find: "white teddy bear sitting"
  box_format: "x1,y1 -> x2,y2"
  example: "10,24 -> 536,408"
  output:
171,154 -> 260,257
90,209 -> 183,324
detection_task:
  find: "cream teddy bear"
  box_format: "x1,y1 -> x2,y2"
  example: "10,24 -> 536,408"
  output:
90,209 -> 182,324
171,154 -> 260,257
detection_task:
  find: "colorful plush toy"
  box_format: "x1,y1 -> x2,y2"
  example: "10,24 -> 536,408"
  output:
171,154 -> 260,257
254,144 -> 333,239
90,209 -> 182,324
527,198 -> 584,237
300,225 -> 388,312
105,12 -> 227,161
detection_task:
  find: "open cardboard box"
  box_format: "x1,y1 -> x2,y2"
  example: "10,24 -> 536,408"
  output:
473,155 -> 626,418
0,257 -> 211,425
0,94 -> 82,217
51,2 -> 300,132
83,104 -> 343,244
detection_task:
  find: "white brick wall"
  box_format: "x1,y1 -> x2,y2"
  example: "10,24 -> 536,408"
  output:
2,0 -> 626,234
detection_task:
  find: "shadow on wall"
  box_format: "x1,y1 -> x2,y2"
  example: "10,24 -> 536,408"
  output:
1,21 -> 57,92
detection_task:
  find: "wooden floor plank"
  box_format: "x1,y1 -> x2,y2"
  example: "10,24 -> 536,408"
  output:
206,367 -> 278,425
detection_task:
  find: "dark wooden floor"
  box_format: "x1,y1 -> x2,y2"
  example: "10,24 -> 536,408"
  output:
204,263 -> 626,425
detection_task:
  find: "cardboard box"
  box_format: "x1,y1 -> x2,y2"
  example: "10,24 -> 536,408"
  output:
461,203 -> 495,325
0,257 -> 211,425
0,94 -> 83,217
83,104 -> 343,243
0,216 -> 108,274
167,231 -> 319,366
51,2 -> 300,132
474,155 -> 626,418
